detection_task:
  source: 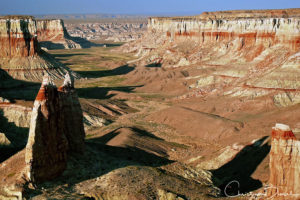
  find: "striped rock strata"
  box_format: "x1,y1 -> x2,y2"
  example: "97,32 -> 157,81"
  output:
267,123 -> 300,199
0,16 -> 76,81
25,73 -> 85,182
123,9 -> 300,106
37,19 -> 81,50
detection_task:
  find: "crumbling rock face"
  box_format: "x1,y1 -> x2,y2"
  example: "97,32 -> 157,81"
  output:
25,74 -> 85,182
58,73 -> 85,153
0,16 -> 38,58
122,9 -> 300,105
25,76 -> 68,182
37,19 -> 81,50
148,9 -> 300,53
0,16 -> 77,81
267,123 -> 300,199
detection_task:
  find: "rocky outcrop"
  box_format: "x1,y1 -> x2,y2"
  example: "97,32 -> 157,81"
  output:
37,19 -> 81,50
58,73 -> 85,153
0,16 -> 38,57
267,123 -> 300,199
65,21 -> 147,42
25,73 -> 85,182
25,75 -> 68,182
0,16 -> 77,81
123,9 -> 300,106
148,9 -> 300,53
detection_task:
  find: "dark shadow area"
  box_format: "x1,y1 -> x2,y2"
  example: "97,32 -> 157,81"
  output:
69,36 -> 102,48
51,126 -> 173,186
76,85 -> 142,99
75,65 -> 135,79
0,110 -> 29,162
0,69 -> 40,102
39,41 -> 65,50
146,63 -> 162,68
50,53 -> 88,58
211,136 -> 271,196
90,127 -> 164,145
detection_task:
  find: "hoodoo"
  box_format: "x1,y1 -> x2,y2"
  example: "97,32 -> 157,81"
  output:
267,123 -> 300,199
58,73 -> 85,153
25,73 -> 85,182
25,75 -> 68,182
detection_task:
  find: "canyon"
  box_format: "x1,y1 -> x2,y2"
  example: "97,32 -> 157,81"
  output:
0,8 -> 300,200
64,19 -> 147,42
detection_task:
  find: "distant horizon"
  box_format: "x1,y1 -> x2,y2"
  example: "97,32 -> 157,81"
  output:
2,8 -> 300,19
1,0 -> 299,17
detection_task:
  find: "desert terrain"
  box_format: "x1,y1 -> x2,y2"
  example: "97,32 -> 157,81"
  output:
0,8 -> 300,200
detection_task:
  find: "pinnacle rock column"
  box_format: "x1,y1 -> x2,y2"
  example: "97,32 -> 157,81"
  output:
267,123 -> 300,199
25,75 -> 68,183
58,72 -> 85,153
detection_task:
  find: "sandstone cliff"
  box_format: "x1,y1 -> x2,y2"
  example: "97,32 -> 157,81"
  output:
37,19 -> 81,50
267,123 -> 300,199
25,75 -> 69,182
25,74 -> 85,182
123,8 -> 300,107
0,16 -> 77,81
0,16 -> 38,57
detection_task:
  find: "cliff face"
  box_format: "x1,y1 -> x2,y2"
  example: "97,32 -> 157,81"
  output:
122,9 -> 300,107
148,11 -> 300,52
0,16 -> 77,81
37,19 -> 81,49
0,17 -> 38,57
267,123 -> 300,199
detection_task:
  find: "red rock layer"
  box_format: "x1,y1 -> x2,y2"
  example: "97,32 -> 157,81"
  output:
148,9 -> 300,52
25,76 -> 68,182
36,19 -> 66,42
267,124 -> 300,199
0,17 -> 39,57
25,74 -> 85,182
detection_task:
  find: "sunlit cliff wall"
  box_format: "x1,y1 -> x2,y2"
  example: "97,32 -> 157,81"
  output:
148,9 -> 300,52
0,16 -> 38,58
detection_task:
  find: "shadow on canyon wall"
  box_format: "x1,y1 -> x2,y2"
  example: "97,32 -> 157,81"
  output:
76,65 -> 135,79
145,63 -> 162,68
76,85 -> 142,99
0,110 -> 29,162
0,69 -> 40,102
211,136 -> 271,196
23,126 -> 173,198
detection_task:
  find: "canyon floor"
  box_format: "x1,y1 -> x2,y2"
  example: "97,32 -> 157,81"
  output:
2,40 -> 299,199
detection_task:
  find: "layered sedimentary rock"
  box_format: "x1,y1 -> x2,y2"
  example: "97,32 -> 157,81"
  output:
148,9 -> 300,51
25,73 -> 85,182
0,16 -> 76,81
267,123 -> 300,199
123,9 -> 300,106
37,19 -> 81,50
58,73 -> 85,153
65,20 -> 147,42
25,76 -> 68,182
0,16 -> 38,57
